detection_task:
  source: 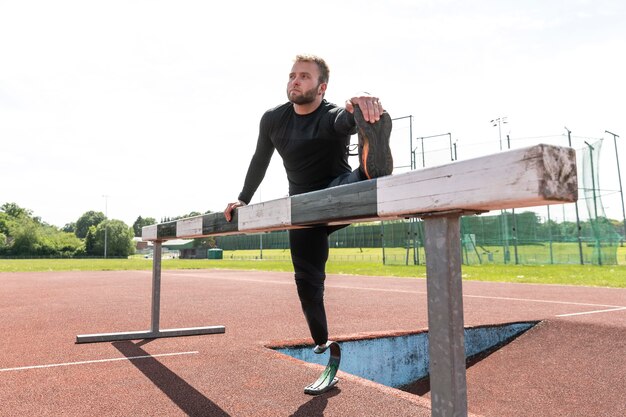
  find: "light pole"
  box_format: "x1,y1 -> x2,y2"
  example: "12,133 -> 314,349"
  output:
605,130 -> 626,243
490,117 -> 508,151
103,195 -> 108,259
566,127 -> 584,264
411,140 -> 425,169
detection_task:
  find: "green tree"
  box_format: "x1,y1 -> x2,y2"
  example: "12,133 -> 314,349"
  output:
132,216 -> 157,237
10,218 -> 41,255
85,225 -> 97,256
0,212 -> 10,237
3,215 -> 83,256
0,202 -> 83,257
1,202 -> 32,219
559,221 -> 580,242
194,237 -> 217,249
86,220 -> 135,257
75,211 -> 106,238
39,226 -> 83,256
62,222 -> 76,234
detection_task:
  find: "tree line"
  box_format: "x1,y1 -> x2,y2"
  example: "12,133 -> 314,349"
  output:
0,202 -> 157,258
0,203 -> 219,258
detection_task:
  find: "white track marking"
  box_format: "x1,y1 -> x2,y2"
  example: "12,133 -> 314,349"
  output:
461,294 -> 624,309
171,272 -> 626,311
556,307 -> 626,317
331,287 -> 625,310
0,351 -> 198,373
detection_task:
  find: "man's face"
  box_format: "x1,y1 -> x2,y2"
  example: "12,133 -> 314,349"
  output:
287,61 -> 326,105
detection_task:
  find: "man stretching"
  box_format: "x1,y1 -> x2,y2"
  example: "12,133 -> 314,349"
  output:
224,54 -> 392,360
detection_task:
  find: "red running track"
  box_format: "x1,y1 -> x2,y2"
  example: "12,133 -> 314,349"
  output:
0,269 -> 624,417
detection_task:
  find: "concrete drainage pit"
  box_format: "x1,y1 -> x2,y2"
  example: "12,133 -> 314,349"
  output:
272,321 -> 538,395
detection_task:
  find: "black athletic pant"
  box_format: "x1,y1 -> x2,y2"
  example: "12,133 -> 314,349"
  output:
289,168 -> 365,345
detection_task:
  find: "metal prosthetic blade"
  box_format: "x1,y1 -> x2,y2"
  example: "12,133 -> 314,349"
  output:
304,341 -> 341,395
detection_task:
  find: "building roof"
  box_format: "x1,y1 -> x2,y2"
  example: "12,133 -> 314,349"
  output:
162,239 -> 195,249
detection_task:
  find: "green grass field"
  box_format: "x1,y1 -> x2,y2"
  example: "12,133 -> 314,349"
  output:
1,247 -> 626,288
222,243 -> 626,265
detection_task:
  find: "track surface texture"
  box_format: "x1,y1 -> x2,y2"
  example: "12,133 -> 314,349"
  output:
1,269 -> 624,417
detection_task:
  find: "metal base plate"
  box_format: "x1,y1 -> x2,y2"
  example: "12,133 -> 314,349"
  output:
75,326 -> 225,344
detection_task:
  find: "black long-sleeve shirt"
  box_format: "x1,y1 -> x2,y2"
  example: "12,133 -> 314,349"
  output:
238,100 -> 357,204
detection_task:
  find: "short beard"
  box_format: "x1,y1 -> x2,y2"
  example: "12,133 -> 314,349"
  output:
288,85 -> 319,105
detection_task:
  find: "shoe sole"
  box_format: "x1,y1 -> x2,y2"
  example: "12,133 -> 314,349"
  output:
354,106 -> 393,179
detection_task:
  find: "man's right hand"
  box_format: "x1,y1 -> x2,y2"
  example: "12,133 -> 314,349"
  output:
224,200 -> 246,222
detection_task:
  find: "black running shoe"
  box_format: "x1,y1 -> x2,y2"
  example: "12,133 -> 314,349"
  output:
354,105 -> 393,179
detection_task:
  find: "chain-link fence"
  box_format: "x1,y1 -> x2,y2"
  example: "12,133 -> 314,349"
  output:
215,131 -> 625,266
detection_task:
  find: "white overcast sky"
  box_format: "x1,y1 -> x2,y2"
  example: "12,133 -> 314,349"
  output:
1,0 -> 625,227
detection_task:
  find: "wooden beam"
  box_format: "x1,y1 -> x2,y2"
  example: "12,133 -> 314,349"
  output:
142,144 -> 577,241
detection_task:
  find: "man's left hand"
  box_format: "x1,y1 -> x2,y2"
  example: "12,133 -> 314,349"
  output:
346,94 -> 384,123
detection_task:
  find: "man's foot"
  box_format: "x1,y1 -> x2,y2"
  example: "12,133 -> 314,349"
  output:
354,105 -> 393,179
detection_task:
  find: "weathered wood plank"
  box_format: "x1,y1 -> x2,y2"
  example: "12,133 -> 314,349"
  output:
177,216 -> 203,238
291,180 -> 378,225
202,212 -> 239,236
376,144 -> 577,217
238,198 -> 291,232
142,144 -> 577,241
157,222 -> 176,240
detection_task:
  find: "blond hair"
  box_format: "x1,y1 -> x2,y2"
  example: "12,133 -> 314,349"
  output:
294,54 -> 330,84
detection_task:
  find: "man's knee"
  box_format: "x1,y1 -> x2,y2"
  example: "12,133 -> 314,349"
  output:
295,274 -> 325,305
327,167 -> 365,188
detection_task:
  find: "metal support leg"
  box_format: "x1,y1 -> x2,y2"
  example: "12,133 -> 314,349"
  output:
76,240 -> 225,344
151,240 -> 162,333
423,214 -> 468,417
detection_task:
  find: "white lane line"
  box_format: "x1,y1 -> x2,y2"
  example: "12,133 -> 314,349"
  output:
556,307 -> 626,317
0,351 -> 199,373
461,294 -> 625,309
172,273 -> 626,310
331,287 -> 626,309
327,283 -> 624,309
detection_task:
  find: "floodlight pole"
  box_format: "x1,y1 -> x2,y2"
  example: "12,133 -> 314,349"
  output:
566,127 -> 584,264
103,195 -> 109,259
605,130 -> 626,243
490,117 -> 508,151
